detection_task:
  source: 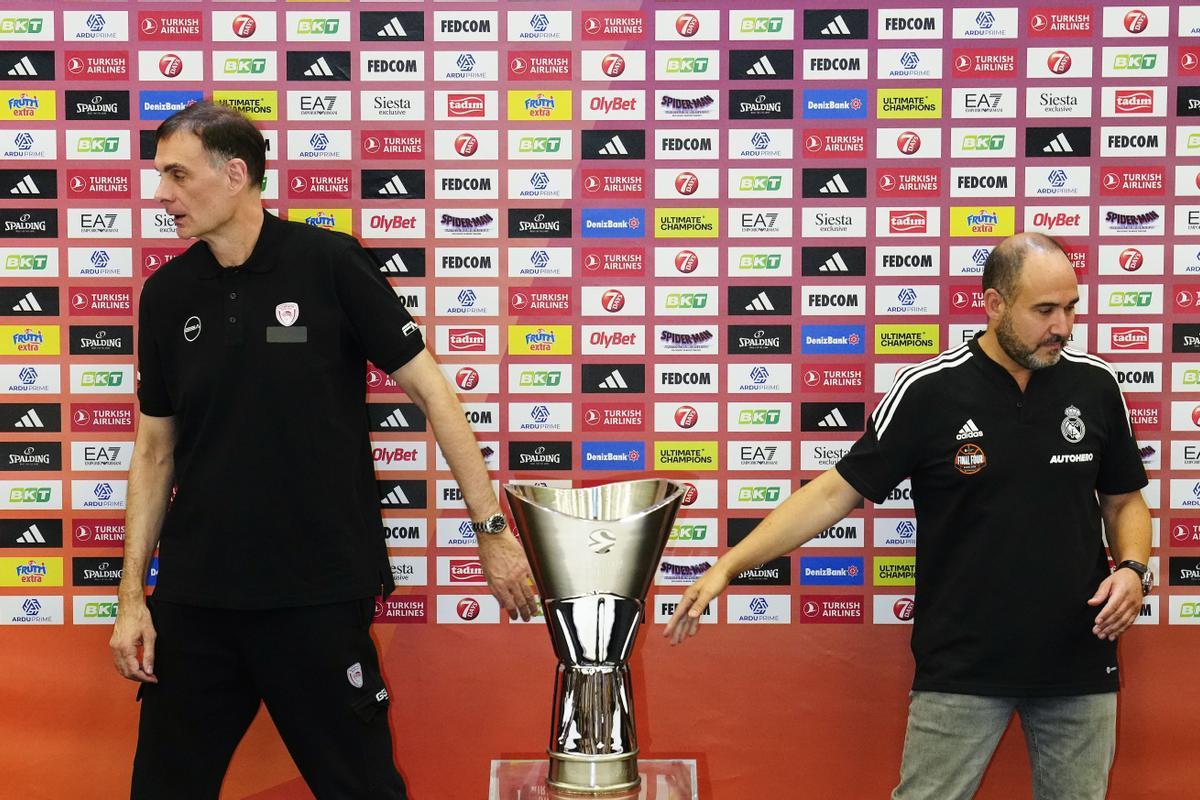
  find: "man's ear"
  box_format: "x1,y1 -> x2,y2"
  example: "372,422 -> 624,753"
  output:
224,158 -> 250,194
982,287 -> 1007,323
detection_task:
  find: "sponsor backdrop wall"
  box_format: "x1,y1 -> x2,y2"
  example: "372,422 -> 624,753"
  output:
1,1 -> 1198,797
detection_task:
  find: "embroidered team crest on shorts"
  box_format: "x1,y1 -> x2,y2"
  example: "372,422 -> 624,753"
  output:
275,302 -> 299,327
346,662 -> 363,688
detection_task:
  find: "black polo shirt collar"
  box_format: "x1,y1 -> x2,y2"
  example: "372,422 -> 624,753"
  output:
192,209 -> 285,279
966,330 -> 1062,397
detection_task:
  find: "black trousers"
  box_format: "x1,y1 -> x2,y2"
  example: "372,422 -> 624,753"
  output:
131,597 -> 407,800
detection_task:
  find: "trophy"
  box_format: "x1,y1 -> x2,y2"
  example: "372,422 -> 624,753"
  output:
504,479 -> 686,794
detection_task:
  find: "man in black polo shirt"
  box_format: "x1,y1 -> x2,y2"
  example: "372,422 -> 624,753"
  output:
109,102 -> 534,798
666,233 -> 1153,799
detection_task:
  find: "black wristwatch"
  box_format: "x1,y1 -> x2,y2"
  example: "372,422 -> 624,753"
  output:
1116,560 -> 1154,596
470,513 -> 507,535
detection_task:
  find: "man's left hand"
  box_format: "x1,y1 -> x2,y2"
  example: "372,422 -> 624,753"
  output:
477,531 -> 536,621
1087,568 -> 1144,641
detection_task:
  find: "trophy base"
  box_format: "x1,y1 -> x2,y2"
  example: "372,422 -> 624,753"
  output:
490,758 -> 698,800
549,749 -> 639,794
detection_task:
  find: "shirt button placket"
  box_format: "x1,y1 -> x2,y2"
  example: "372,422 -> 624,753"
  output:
223,272 -> 245,345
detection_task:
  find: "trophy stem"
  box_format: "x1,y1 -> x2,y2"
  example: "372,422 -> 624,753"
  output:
548,664 -> 640,793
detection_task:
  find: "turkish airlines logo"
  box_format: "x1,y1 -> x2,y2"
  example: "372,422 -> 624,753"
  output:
1102,172 -> 1122,191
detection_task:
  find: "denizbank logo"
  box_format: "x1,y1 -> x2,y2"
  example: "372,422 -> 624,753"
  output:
655,209 -> 718,238
582,208 -> 645,239
653,442 -> 717,471
800,557 -> 863,586
803,89 -> 867,119
138,90 -> 201,121
875,324 -> 939,354
801,324 -> 865,354
950,207 -> 1015,237
878,89 -> 942,119
582,441 -> 645,471
875,556 -> 916,586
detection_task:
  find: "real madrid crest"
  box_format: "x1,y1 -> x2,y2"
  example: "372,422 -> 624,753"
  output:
1061,405 -> 1086,443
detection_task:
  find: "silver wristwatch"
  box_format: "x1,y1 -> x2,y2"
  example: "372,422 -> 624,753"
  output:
470,512 -> 507,535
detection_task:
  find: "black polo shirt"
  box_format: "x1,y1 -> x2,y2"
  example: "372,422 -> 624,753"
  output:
137,210 -> 424,609
837,334 -> 1147,697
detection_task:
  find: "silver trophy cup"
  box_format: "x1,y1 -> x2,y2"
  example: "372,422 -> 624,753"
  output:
504,479 -> 686,794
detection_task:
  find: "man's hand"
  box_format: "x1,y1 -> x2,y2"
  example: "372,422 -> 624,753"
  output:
110,600 -> 158,683
663,564 -> 731,646
477,531 -> 536,621
1088,568 -> 1144,641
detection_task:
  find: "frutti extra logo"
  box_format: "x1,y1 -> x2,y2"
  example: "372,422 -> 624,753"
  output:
507,325 -> 573,356
1,556 -> 63,586
506,90 -> 571,121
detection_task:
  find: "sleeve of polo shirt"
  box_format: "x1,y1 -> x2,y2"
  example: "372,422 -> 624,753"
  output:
136,284 -> 173,417
331,241 -> 425,373
1095,377 -> 1148,496
835,378 -> 927,505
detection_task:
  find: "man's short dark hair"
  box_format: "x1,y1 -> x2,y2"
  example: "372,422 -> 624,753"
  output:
155,101 -> 266,189
981,233 -> 1067,300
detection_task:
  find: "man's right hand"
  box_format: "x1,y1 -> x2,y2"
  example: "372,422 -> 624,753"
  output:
663,565 -> 731,646
110,600 -> 158,683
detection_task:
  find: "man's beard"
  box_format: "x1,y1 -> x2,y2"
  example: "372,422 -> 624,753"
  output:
996,312 -> 1065,370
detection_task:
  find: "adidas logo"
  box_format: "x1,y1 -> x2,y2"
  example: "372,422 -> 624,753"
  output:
745,291 -> 775,312
376,17 -> 408,37
380,486 -> 410,505
304,57 -> 335,78
9,174 -> 39,195
1042,133 -> 1073,153
379,253 -> 408,274
378,408 -> 409,428
598,370 -> 628,389
819,174 -> 850,194
819,253 -> 849,273
14,408 -> 44,428
597,135 -> 628,156
818,408 -> 848,428
12,292 -> 42,312
15,524 -> 45,544
820,15 -> 852,36
956,419 -> 984,440
745,56 -> 776,76
377,175 -> 409,196
6,56 -> 37,76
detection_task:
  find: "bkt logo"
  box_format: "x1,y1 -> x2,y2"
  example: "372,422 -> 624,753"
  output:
77,137 -> 119,153
666,57 -> 709,74
223,57 -> 266,74
519,371 -> 561,387
9,487 -> 50,502
739,486 -> 780,503
1109,291 -> 1152,308
297,18 -> 340,35
80,371 -> 122,387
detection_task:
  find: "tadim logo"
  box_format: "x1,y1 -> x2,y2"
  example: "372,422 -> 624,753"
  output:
455,367 -> 479,390
158,54 -> 184,78
232,14 -> 256,38
889,210 -> 927,233
1047,50 -> 1072,74
675,250 -> 698,273
1119,248 -> 1143,272
601,289 -> 625,312
674,405 -> 698,429
896,131 -> 921,155
456,598 -> 480,620
676,14 -> 700,37
1124,10 -> 1148,34
1110,326 -> 1149,350
601,54 -> 625,77
454,133 -> 478,157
